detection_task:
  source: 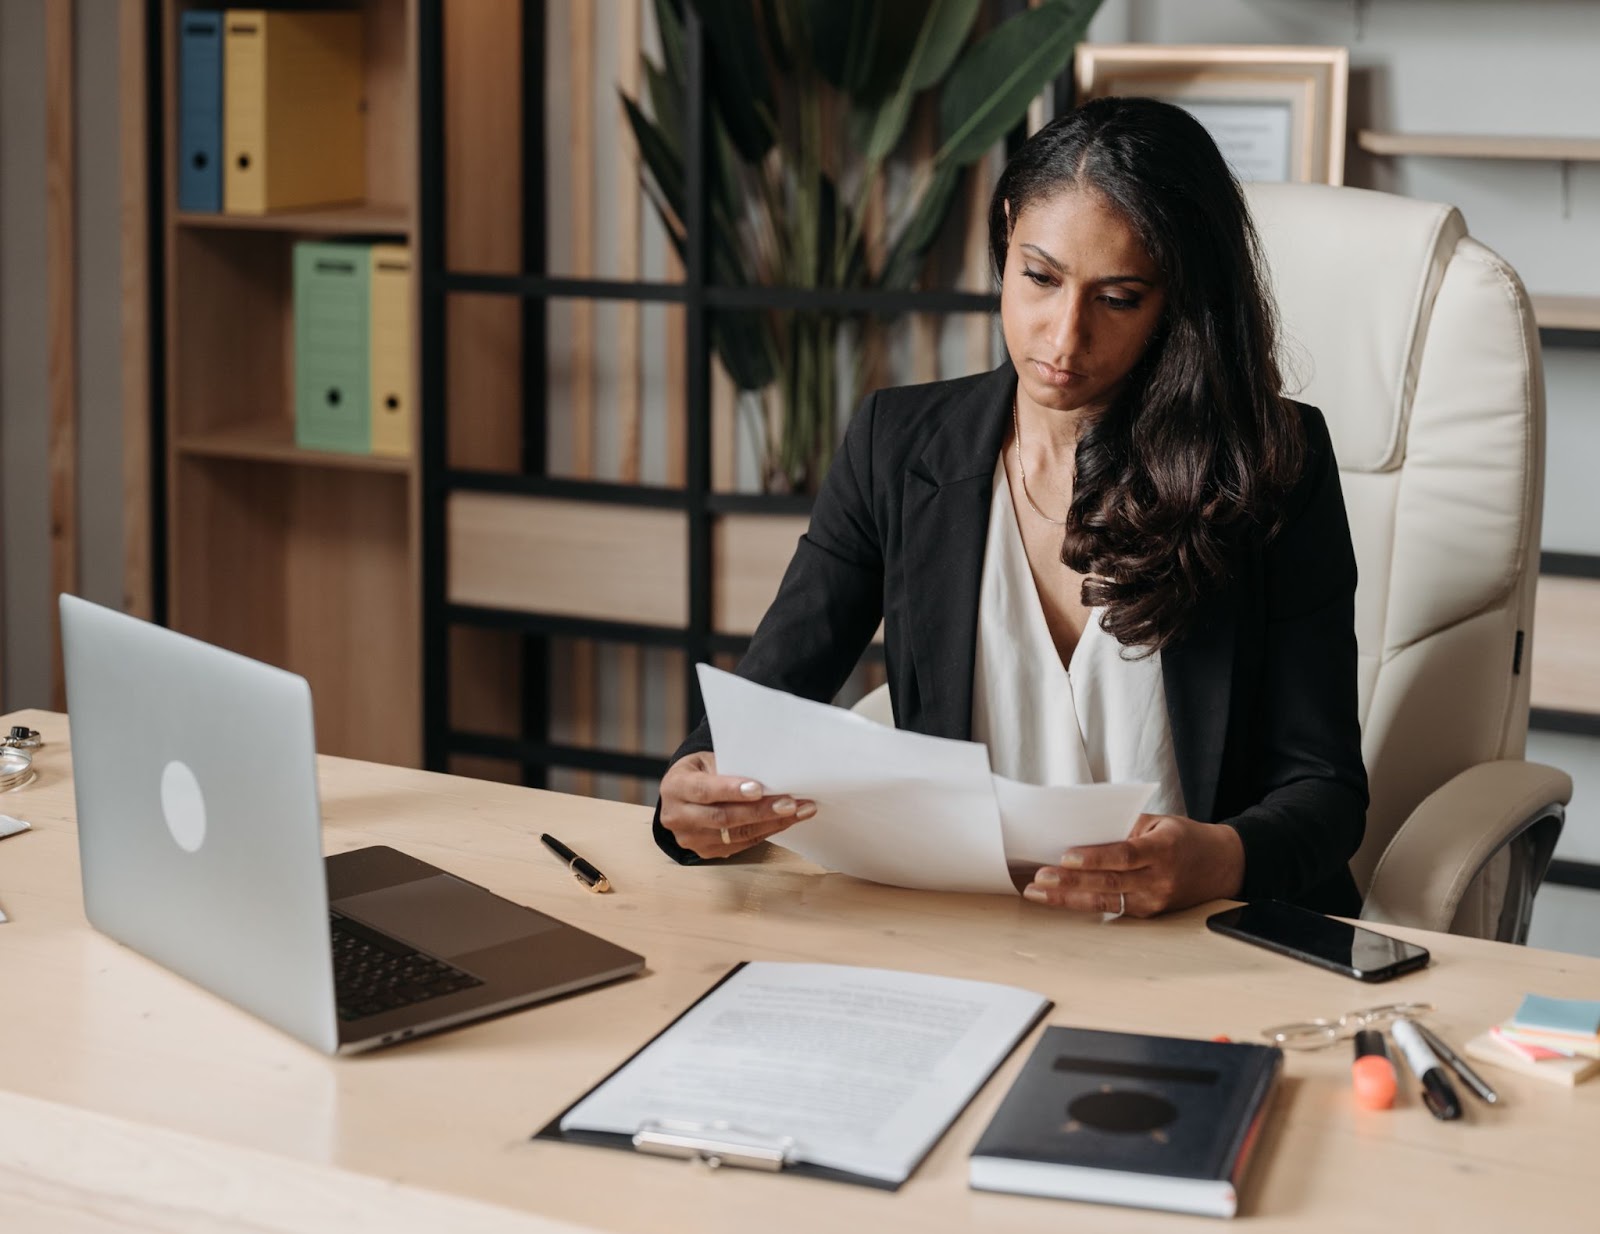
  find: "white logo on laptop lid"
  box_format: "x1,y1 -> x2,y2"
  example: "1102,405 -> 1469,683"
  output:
160,760 -> 207,852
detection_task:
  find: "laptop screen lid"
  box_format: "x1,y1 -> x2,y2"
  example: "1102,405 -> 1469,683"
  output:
59,595 -> 340,1053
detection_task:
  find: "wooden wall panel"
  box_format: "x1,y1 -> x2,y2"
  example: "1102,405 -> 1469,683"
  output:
613,1 -> 644,799
448,493 -> 688,627
567,1 -> 595,478
615,2 -> 643,485
711,514 -> 809,636
443,0 -> 521,276
443,0 -> 526,780
565,1 -> 597,791
1532,576 -> 1600,714
444,0 -> 521,472
711,360 -> 737,492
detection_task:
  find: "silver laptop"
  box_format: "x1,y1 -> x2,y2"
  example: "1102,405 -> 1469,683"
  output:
60,595 -> 644,1055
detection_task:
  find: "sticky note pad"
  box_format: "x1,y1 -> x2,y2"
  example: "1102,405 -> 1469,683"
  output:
1469,1031 -> 1600,1087
1512,994 -> 1600,1037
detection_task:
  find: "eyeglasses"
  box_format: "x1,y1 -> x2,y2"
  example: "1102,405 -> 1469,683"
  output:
1261,1002 -> 1433,1050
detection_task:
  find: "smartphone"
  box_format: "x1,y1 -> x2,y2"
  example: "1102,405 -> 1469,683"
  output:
1206,900 -> 1430,982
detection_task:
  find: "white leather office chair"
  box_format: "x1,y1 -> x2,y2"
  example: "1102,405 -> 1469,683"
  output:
854,182 -> 1570,942
1249,181 -> 1568,942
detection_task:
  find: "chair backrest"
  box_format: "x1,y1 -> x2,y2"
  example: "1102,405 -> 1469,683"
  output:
1244,182 -> 1546,925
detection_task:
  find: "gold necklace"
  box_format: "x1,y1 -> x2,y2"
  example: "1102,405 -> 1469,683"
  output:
1012,397 -> 1069,526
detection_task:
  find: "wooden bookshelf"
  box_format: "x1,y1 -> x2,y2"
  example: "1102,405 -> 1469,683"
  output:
160,0 -> 421,766
176,420 -> 413,473
175,203 -> 411,237
1357,131 -> 1600,161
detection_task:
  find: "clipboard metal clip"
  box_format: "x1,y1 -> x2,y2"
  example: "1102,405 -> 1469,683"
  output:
632,1119 -> 796,1172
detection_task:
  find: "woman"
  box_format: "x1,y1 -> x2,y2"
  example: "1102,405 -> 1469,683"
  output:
653,97 -> 1367,918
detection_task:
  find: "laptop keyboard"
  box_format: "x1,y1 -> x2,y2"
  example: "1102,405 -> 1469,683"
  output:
330,911 -> 484,1022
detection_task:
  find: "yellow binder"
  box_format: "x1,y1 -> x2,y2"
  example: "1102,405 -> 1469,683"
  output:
368,245 -> 413,458
224,10 -> 364,215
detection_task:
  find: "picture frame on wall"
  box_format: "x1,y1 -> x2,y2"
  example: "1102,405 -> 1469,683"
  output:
1073,45 -> 1350,185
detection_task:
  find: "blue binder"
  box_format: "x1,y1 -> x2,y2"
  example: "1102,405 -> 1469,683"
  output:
178,10 -> 223,212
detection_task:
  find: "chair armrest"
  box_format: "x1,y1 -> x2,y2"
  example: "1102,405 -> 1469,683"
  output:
1362,760 -> 1571,936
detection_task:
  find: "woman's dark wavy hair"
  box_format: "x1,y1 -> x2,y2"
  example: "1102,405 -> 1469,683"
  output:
988,96 -> 1304,651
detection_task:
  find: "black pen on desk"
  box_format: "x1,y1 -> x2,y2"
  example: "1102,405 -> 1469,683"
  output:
540,833 -> 612,893
1392,1019 -> 1462,1120
1413,1020 -> 1499,1105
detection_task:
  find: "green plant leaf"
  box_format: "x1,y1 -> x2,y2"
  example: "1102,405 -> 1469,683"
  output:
652,0 -> 686,85
621,93 -> 685,224
713,309 -> 777,390
858,0 -> 982,168
908,0 -> 981,91
848,0 -> 930,104
801,0 -> 878,91
640,176 -> 687,256
935,0 -> 1101,166
757,0 -> 794,75
878,161 -> 962,291
691,0 -> 777,163
643,59 -> 682,156
644,175 -> 773,390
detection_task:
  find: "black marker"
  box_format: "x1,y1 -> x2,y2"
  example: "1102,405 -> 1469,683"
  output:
1392,1018 -> 1462,1121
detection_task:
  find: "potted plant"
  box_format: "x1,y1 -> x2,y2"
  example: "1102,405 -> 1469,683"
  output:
623,0 -> 1103,493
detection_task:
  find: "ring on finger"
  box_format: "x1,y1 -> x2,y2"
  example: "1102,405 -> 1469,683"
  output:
719,826 -> 731,845
1104,890 -> 1125,921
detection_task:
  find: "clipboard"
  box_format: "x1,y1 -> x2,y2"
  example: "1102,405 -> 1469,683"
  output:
533,961 -> 1053,1190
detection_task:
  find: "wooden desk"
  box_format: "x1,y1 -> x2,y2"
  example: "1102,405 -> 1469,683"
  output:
2,708 -> 1597,1232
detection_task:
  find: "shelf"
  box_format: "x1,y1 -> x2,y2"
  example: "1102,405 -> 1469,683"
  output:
1357,131 -> 1600,162
1533,295 -> 1600,333
175,203 -> 411,237
1532,575 -> 1600,716
176,421 -> 413,474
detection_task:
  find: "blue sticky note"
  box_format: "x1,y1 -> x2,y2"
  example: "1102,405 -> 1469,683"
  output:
1512,994 -> 1600,1035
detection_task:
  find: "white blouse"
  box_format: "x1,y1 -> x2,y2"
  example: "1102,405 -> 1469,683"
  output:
971,460 -> 1187,816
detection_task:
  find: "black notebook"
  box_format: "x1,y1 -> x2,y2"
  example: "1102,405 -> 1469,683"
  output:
969,1025 -> 1282,1219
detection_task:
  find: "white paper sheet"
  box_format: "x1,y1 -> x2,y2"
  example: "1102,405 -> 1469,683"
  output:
695,667 -> 1155,893
559,961 -> 1048,1184
993,777 -> 1154,866
696,666 -> 1015,894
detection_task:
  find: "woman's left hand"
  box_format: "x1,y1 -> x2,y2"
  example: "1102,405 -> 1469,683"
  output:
1023,813 -> 1246,918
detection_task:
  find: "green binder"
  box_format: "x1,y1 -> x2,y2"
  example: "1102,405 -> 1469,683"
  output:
294,241 -> 371,453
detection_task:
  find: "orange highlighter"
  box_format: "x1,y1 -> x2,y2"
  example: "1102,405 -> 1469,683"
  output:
1352,1029 -> 1398,1110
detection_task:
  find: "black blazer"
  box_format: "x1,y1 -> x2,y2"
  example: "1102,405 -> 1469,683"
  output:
654,363 -> 1368,916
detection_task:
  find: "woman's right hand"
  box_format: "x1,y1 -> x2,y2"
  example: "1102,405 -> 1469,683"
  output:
658,751 -> 816,858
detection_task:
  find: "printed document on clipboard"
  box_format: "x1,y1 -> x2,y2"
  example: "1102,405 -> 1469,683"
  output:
536,961 -> 1050,1189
